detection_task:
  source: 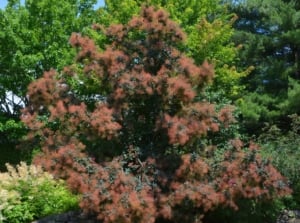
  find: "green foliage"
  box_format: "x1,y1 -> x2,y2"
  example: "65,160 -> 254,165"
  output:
0,120 -> 26,141
0,118 -> 28,169
0,119 -> 32,170
0,1 -> 97,113
228,0 -> 300,133
238,93 -> 276,122
230,26 -> 300,210
235,78 -> 300,134
258,114 -> 300,208
0,144 -> 22,172
0,0 -> 99,163
94,0 -> 248,100
236,92 -> 280,133
198,89 -> 245,148
204,197 -> 293,223
279,78 -> 300,114
0,162 -> 79,223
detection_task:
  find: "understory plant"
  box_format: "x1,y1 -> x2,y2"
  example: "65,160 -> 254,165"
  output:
0,162 -> 79,223
259,114 -> 300,209
21,5 -> 291,223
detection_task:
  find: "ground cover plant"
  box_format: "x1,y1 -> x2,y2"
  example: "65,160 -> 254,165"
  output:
21,5 -> 291,223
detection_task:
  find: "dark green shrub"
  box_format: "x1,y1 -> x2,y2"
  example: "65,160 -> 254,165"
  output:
258,114 -> 300,209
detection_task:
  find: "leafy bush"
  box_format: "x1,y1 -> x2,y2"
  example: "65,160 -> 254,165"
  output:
258,114 -> 300,209
0,120 -> 28,171
0,143 -> 22,171
0,162 -> 79,223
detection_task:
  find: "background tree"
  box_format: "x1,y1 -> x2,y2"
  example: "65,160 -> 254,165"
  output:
22,6 -> 290,223
0,0 -> 97,167
228,0 -> 300,133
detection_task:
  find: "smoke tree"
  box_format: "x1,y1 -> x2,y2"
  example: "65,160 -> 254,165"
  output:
21,6 -> 290,223
95,0 -> 250,100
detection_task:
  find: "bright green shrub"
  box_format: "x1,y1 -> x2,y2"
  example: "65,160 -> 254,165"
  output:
0,162 -> 79,223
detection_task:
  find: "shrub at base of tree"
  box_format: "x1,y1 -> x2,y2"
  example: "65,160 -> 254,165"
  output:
0,162 -> 79,223
21,6 -> 291,223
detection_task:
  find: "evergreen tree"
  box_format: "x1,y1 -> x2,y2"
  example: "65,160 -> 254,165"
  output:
228,0 -> 300,132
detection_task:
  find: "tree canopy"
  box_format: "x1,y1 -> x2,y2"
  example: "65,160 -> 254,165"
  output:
0,0 -> 97,144
229,0 -> 300,132
0,0 -> 97,118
